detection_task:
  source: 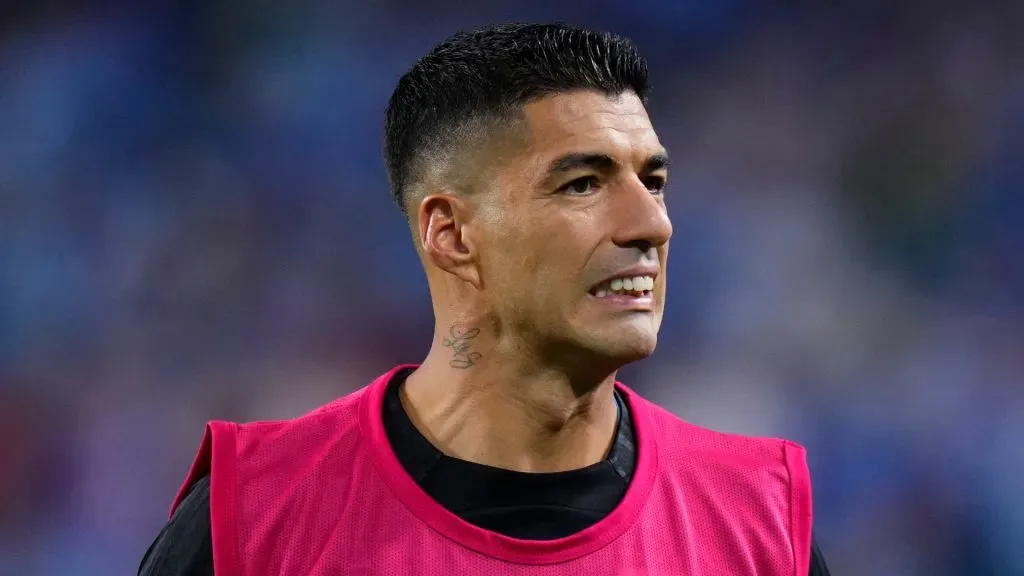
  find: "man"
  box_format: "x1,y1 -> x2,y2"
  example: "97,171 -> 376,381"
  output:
140,23 -> 831,575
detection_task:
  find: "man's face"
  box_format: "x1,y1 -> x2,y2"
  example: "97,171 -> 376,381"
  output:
474,90 -> 672,364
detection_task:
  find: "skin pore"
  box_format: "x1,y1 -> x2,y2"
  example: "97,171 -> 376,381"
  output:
402,90 -> 672,473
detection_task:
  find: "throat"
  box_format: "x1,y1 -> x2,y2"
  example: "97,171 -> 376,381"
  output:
400,366 -> 621,473
382,367 -> 636,540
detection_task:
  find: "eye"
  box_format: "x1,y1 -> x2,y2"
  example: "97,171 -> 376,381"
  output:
559,176 -> 599,195
642,175 -> 667,195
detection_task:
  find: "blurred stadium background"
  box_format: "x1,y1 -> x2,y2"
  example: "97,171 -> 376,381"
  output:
1,1 -> 1022,574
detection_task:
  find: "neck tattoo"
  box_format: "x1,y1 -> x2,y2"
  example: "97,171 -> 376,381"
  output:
443,325 -> 483,369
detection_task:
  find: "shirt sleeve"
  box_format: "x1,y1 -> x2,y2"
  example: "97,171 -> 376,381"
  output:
137,475 -> 215,576
808,535 -> 832,576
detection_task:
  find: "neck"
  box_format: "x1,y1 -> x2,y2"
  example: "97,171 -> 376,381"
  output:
401,325 -> 620,473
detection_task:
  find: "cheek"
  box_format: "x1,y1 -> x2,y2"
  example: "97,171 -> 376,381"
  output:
489,230 -> 574,312
480,222 -> 541,293
480,205 -> 587,303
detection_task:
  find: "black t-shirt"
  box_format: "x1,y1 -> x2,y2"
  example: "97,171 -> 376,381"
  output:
139,370 -> 831,575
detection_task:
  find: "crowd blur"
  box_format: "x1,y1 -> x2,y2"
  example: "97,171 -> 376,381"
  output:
1,1 -> 1021,574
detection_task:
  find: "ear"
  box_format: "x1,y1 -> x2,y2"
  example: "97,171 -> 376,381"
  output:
417,192 -> 482,288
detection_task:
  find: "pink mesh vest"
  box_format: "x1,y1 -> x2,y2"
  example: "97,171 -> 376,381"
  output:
172,365 -> 813,575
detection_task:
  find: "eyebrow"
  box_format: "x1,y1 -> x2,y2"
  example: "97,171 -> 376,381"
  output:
545,152 -> 670,179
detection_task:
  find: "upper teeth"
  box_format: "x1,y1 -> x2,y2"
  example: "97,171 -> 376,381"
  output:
594,275 -> 655,297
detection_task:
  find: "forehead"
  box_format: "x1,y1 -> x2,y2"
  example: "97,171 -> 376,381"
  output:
520,91 -> 662,162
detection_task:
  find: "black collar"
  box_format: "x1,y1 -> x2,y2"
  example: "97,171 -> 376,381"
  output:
381,368 -> 637,516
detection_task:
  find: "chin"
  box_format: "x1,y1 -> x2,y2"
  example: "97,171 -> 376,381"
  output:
582,328 -> 659,367
555,315 -> 662,370
608,339 -> 658,364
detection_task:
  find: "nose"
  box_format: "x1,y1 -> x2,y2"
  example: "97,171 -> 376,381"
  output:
609,179 -> 673,254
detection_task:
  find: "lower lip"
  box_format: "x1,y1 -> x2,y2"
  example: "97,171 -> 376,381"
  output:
587,292 -> 655,311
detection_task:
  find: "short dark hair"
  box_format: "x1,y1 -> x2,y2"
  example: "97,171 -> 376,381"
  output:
384,23 -> 650,215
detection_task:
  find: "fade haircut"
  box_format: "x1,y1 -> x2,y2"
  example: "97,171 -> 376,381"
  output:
384,23 -> 650,216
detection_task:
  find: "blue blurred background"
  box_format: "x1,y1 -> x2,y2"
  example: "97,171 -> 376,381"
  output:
1,1 -> 1022,574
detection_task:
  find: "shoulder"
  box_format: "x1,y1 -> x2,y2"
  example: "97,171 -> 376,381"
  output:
170,386 -> 370,513
626,388 -> 815,572
197,365 -> 404,463
221,386 -> 370,473
626,387 -> 807,459
625,388 -> 811,497
230,385 -> 368,444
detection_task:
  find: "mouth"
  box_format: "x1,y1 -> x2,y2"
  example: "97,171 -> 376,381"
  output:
587,274 -> 657,311
588,274 -> 655,298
